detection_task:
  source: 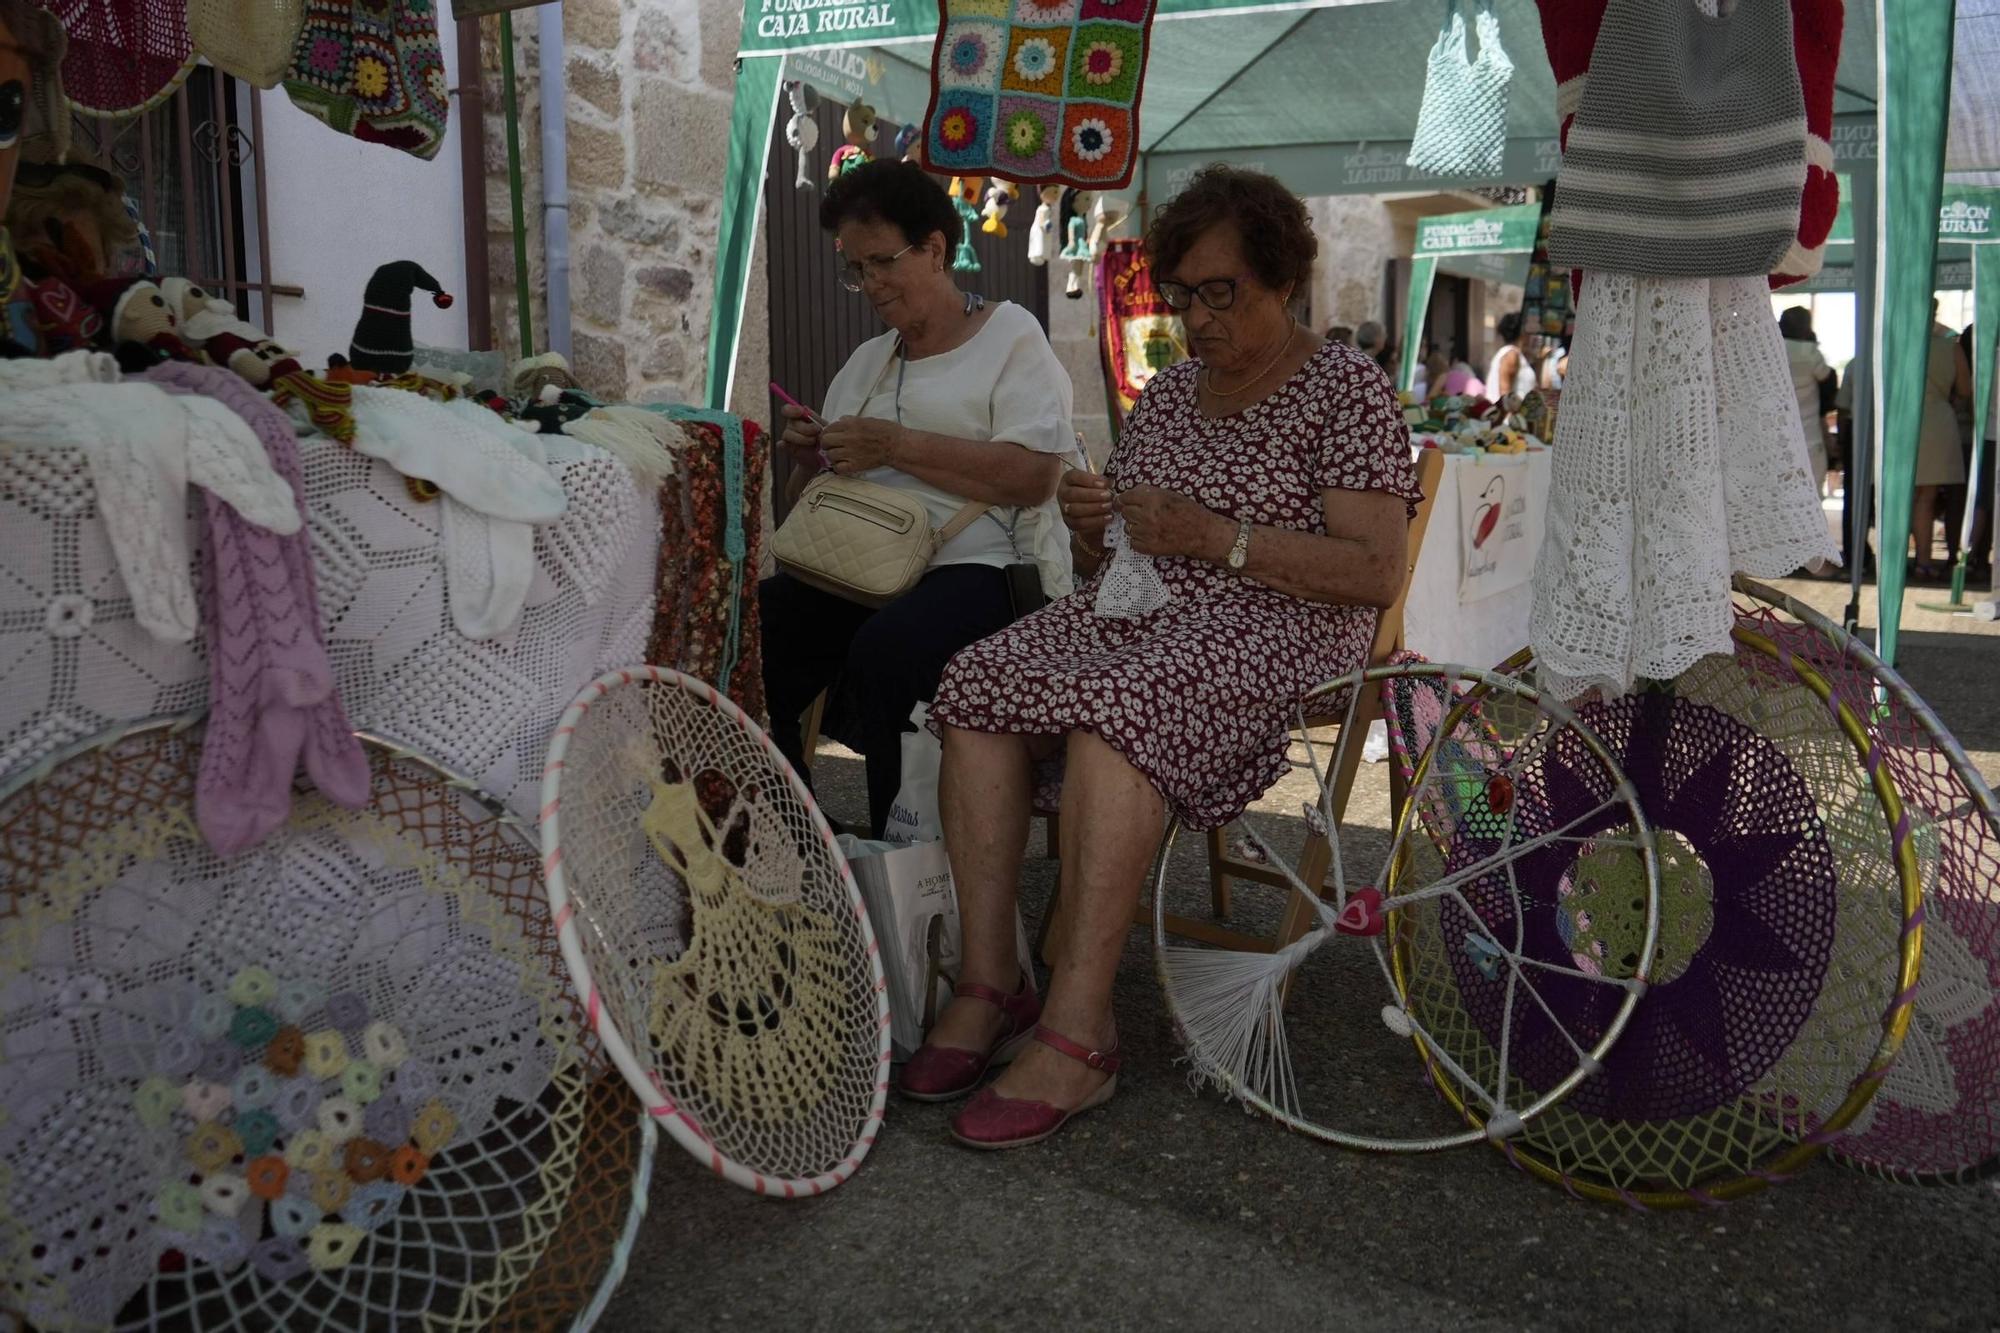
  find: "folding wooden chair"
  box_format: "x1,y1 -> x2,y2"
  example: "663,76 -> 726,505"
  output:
1041,448 -> 1446,961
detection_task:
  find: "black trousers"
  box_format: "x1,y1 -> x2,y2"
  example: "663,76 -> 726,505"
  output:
759,565 -> 1015,839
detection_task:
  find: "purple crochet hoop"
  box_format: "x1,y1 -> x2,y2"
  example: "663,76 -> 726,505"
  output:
1735,577 -> 2000,1186
1393,622 -> 1924,1208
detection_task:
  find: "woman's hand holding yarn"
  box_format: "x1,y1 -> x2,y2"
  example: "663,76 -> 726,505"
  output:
820,416 -> 904,476
1059,468 -> 1113,545
1115,485 -> 1228,560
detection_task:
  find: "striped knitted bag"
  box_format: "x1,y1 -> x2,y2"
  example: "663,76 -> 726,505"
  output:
1547,0 -> 1808,280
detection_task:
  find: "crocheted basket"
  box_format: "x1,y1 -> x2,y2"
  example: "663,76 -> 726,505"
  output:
1392,622 -> 1924,1208
188,0 -> 308,90
1734,578 -> 2000,1187
539,666 -> 891,1197
0,718 -> 653,1331
1151,659 -> 1659,1152
43,0 -> 198,117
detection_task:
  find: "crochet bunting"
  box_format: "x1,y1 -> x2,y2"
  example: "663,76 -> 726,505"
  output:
922,0 -> 1158,190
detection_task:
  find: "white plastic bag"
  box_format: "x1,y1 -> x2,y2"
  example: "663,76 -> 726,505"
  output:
836,834 -> 1036,1059
884,702 -> 942,846
1093,515 -> 1173,619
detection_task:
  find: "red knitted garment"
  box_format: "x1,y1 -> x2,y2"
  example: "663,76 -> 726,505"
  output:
1535,0 -> 1842,288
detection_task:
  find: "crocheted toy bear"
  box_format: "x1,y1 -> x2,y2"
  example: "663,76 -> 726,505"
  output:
828,102 -> 877,181
1535,0 -> 1841,288
86,275 -> 196,370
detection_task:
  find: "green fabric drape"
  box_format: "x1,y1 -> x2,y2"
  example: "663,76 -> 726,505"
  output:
1400,256 -> 1438,394
1874,0 -> 1958,665
1974,248 -> 1998,517
706,56 -> 785,411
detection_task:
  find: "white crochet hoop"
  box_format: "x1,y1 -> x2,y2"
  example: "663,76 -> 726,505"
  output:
539,666 -> 891,1198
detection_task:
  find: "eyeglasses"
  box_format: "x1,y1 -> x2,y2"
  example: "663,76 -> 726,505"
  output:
1156,276 -> 1247,312
838,243 -> 916,292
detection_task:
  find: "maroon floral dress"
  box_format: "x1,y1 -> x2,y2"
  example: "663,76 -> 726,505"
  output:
929,340 -> 1422,828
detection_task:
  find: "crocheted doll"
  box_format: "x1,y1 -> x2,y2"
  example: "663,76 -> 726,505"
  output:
949,176 -> 983,273
1027,185 -> 1062,267
346,259 -> 455,376
785,82 -> 818,189
827,102 -> 876,181
163,276 -> 302,388
86,276 -> 196,370
980,179 -> 1015,238
1059,188 -> 1095,299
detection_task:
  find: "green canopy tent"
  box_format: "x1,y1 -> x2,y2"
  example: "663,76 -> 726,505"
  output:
708,0 -> 1996,664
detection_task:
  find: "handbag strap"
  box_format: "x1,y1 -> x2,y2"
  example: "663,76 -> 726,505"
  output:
937,500 -> 990,545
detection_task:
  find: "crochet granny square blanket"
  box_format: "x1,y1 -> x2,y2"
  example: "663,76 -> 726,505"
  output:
923,0 -> 1159,190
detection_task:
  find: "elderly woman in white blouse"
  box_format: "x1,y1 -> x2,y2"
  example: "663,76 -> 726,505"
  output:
761,159 -> 1077,838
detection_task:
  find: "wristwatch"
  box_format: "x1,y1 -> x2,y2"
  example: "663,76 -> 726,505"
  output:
1226,518 -> 1252,571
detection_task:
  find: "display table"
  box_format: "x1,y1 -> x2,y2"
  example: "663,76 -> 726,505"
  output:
1401,447 -> 1552,672
0,432 -> 660,821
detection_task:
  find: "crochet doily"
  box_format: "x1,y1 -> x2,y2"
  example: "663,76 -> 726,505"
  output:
1734,581 -> 2000,1185
0,721 -> 652,1331
1395,626 -> 1920,1205
0,431 -> 658,822
541,667 -> 891,1195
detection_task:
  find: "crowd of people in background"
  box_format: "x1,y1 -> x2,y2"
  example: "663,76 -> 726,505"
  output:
1337,311 -> 1566,405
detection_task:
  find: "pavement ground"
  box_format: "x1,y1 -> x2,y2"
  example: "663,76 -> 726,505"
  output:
595,577 -> 2000,1332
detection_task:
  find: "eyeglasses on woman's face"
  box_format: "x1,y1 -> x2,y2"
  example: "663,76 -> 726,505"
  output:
1156,276 -> 1247,313
838,243 -> 917,292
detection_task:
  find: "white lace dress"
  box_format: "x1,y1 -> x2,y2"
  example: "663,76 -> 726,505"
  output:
1530,275 -> 1838,702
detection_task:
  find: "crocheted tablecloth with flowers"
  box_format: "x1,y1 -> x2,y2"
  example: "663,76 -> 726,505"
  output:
923,0 -> 1160,189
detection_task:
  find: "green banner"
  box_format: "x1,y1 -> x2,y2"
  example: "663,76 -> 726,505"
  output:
1399,255 -> 1437,395
1970,249 -> 1998,567
1414,205 -> 1541,258
784,45 -> 933,129
706,57 -> 786,410
1875,0 -> 1957,667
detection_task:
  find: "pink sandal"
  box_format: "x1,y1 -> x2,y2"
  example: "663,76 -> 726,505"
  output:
948,1026 -> 1120,1150
897,976 -> 1041,1103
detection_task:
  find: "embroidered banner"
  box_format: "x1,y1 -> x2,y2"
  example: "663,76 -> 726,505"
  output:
922,0 -> 1159,190
1094,238 -> 1186,427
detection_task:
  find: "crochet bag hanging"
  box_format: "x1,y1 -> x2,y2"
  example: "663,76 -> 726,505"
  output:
1735,579 -> 2000,1187
923,0 -> 1160,190
1396,623 -> 1923,1208
42,0 -> 197,116
188,0 -> 307,89
539,666 -> 891,1197
0,719 -> 654,1330
1547,0 -> 1807,279
1406,0 -> 1514,179
1152,659 -> 1660,1152
282,0 -> 451,161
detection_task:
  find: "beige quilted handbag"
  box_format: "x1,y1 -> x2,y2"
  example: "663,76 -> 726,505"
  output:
188,0 -> 306,89
773,474 -> 986,606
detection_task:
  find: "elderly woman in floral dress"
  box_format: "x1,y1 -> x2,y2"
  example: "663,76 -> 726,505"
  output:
906,166 -> 1423,1150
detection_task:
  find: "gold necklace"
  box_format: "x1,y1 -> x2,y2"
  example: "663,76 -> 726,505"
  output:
1204,322 -> 1299,399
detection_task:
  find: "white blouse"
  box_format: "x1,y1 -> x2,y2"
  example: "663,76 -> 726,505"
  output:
823,301 -> 1079,598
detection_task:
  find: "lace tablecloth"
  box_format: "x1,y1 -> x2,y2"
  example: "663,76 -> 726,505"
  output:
0,433 -> 658,820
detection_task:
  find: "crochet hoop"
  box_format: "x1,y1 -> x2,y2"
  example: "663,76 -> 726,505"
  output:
538,666 -> 890,1197
0,717 -> 652,1331
1399,625 -> 1925,1207
1735,577 -> 2000,1186
1153,661 -> 1659,1152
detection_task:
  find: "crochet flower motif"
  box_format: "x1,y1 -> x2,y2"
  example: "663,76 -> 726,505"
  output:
1005,111 -> 1046,159
1082,41 -> 1123,86
354,56 -> 391,100
133,971 -> 467,1280
939,108 -> 979,153
1012,36 -> 1056,82
947,31 -> 989,78
307,37 -> 342,76
43,594 -> 91,638
1071,117 -> 1113,163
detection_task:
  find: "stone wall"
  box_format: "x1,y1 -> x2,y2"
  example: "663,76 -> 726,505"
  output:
478,0 -> 750,410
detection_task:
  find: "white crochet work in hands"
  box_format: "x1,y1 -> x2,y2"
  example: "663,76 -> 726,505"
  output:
1092,515 -> 1173,619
